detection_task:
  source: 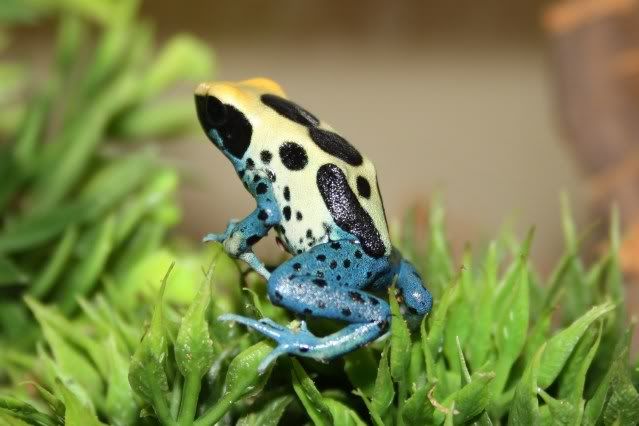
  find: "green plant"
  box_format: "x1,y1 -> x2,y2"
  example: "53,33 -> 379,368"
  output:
0,0 -> 214,350
1,198 -> 637,425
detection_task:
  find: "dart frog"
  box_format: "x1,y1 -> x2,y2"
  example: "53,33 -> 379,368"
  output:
195,78 -> 432,372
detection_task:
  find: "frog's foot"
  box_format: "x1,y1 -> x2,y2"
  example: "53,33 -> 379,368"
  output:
219,313 -> 389,373
202,219 -> 239,243
219,314 -> 321,372
202,233 -> 224,243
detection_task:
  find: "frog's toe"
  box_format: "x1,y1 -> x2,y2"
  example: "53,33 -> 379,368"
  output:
218,314 -> 285,340
202,233 -> 224,243
258,345 -> 290,373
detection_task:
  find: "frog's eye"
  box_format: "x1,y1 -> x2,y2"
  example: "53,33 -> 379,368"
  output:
205,96 -> 227,126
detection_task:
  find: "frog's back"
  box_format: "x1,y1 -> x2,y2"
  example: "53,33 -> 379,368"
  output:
196,79 -> 392,258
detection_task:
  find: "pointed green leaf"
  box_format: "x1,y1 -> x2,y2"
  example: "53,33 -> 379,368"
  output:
39,321 -> 103,405
29,226 -> 78,298
60,384 -> 105,426
0,396 -> 57,426
371,345 -> 394,418
538,302 -> 614,389
467,242 -> 497,368
538,389 -> 580,426
236,395 -> 293,426
104,337 -> 138,426
389,286 -> 411,382
223,341 -> 273,401
425,196 -> 453,292
433,371 -> 495,424
559,323 -> 602,404
344,349 -> 377,396
602,351 -> 639,425
128,266 -> 171,403
291,359 -> 332,426
175,278 -> 215,378
426,283 -> 458,360
57,215 -> 115,314
353,389 -> 385,426
26,297 -> 110,378
324,398 -> 367,426
508,344 -> 543,425
402,385 -> 434,425
0,255 -> 28,286
493,261 -> 529,395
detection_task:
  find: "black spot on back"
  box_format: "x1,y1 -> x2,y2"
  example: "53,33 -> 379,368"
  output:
283,186 -> 291,201
279,142 -> 308,171
356,176 -> 371,199
195,95 -> 252,159
317,164 -> 386,258
309,127 -> 363,166
296,211 -> 303,221
283,206 -> 291,221
261,94 -> 320,127
260,150 -> 272,163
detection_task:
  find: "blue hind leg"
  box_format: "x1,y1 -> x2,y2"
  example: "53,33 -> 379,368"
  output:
219,240 -> 393,372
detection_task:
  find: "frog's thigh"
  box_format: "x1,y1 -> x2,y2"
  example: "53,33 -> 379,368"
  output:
267,240 -> 392,322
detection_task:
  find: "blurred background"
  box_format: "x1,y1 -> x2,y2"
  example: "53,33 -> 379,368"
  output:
152,0 -> 586,271
4,0 -> 639,301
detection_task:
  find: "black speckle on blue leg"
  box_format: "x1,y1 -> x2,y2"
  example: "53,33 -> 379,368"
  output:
256,182 -> 267,194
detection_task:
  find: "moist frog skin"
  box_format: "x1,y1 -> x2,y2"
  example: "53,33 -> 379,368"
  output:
195,78 -> 433,372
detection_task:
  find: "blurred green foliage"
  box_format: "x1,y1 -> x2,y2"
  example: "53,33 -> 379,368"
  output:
0,0 -> 214,348
1,197 -> 638,425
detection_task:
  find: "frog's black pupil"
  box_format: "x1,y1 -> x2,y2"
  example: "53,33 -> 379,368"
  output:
206,96 -> 227,125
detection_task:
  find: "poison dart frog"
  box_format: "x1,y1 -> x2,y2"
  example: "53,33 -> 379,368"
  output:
195,78 -> 433,372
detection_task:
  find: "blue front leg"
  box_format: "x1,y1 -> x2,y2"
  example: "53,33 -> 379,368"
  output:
219,239 -> 394,372
204,170 -> 279,279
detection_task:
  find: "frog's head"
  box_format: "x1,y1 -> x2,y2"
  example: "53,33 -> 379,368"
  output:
194,78 -> 286,162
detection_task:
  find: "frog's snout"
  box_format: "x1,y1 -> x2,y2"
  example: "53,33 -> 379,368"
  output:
195,94 -> 228,130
